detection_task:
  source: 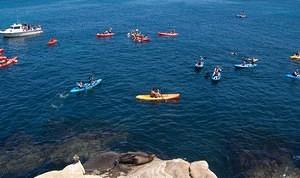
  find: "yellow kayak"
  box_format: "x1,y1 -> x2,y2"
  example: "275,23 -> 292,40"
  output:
136,93 -> 180,101
290,55 -> 300,60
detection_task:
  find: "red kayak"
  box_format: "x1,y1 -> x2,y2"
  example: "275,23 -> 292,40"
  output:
134,36 -> 151,43
0,57 -> 18,68
158,32 -> 178,37
96,32 -> 115,38
0,56 -> 7,60
48,38 -> 58,46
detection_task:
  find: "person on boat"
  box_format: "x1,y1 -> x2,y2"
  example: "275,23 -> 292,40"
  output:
150,88 -> 161,98
197,57 -> 204,66
89,75 -> 95,84
108,27 -> 112,33
293,69 -> 300,77
213,66 -> 221,76
295,51 -> 300,56
77,81 -> 84,88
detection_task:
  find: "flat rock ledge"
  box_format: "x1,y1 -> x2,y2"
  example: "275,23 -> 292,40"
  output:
35,157 -> 217,178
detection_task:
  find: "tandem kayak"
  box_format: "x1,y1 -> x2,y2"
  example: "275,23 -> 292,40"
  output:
234,63 -> 257,68
290,55 -> 300,60
70,79 -> 102,93
286,74 -> 300,80
158,32 -> 178,37
0,57 -> 18,68
136,93 -> 180,101
96,32 -> 115,38
48,38 -> 58,46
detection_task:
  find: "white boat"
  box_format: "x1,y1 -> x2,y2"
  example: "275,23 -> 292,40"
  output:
0,23 -> 43,38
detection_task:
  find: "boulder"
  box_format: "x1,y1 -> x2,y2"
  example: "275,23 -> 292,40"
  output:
190,161 -> 217,178
35,161 -> 86,178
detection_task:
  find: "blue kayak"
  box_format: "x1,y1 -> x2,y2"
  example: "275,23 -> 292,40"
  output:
70,79 -> 102,93
211,73 -> 221,81
286,74 -> 300,80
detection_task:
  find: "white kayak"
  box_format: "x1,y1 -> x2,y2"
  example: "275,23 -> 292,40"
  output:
195,62 -> 204,68
211,73 -> 221,81
234,63 -> 257,68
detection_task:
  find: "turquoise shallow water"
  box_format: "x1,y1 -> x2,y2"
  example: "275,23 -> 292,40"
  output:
1,0 -> 300,177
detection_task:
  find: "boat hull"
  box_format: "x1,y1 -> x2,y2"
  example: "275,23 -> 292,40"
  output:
0,30 -> 43,38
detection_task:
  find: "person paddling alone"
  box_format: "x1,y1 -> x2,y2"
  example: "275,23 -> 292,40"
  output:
77,81 -> 84,88
150,88 -> 162,98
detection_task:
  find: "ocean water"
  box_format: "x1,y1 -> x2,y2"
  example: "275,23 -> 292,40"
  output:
1,0 -> 300,177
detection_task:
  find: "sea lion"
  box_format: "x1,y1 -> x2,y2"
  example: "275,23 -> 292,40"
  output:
119,152 -> 155,165
83,152 -> 120,174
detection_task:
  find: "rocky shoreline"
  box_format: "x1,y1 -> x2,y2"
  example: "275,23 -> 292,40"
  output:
35,151 -> 217,178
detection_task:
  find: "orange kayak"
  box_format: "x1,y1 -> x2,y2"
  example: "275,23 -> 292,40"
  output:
48,38 -> 58,46
136,93 -> 180,101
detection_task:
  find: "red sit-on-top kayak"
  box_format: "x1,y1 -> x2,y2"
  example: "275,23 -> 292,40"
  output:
48,38 -> 58,46
0,57 -> 18,68
96,32 -> 115,38
158,32 -> 178,37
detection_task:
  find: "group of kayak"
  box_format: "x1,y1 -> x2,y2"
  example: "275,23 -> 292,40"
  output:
0,48 -> 18,68
194,56 -> 259,81
286,51 -> 300,79
70,75 -> 180,101
95,28 -> 178,43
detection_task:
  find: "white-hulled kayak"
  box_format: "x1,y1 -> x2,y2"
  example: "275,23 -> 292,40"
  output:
290,55 -> 300,60
234,63 -> 257,68
136,93 -> 180,101
158,32 -> 178,37
236,14 -> 247,18
195,62 -> 204,69
211,73 -> 221,81
70,79 -> 102,93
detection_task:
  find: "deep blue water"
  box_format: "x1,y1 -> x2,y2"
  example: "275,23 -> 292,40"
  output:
1,0 -> 300,177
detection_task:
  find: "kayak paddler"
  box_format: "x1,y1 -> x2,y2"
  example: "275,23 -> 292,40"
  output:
77,81 -> 84,88
150,88 -> 161,98
89,75 -> 95,84
293,69 -> 300,77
